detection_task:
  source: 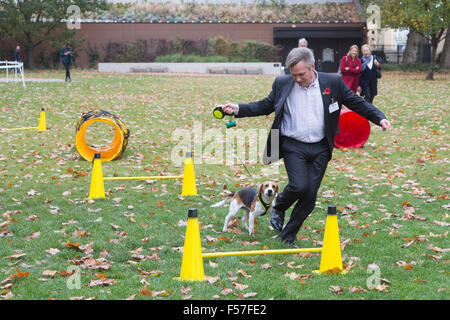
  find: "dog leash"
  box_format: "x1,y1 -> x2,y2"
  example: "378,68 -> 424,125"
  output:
213,105 -> 255,179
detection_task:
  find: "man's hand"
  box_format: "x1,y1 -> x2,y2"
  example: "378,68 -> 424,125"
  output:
380,119 -> 391,131
357,86 -> 362,94
222,103 -> 238,115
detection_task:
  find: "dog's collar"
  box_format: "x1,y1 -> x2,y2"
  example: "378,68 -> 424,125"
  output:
258,193 -> 272,216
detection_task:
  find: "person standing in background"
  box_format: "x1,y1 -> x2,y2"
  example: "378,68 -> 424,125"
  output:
298,38 -> 308,48
286,38 -> 309,75
13,45 -> 22,74
359,44 -> 380,103
340,44 -> 361,93
60,42 -> 73,82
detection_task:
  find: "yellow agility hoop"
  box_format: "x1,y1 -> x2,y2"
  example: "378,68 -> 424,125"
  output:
75,110 -> 130,161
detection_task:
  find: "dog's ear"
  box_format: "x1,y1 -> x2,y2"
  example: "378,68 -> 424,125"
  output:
274,183 -> 280,196
257,183 -> 264,197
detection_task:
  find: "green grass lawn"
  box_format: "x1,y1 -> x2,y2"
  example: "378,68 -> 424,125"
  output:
0,69 -> 448,300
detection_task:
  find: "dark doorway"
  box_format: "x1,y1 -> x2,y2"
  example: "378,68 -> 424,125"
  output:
274,27 -> 364,73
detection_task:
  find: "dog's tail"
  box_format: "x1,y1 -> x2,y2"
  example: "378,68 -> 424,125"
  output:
210,192 -> 235,208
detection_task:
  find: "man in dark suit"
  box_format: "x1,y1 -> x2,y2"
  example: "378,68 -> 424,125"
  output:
13,45 -> 22,74
222,47 -> 391,247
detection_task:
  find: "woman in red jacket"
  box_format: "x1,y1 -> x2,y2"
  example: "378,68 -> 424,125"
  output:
340,44 -> 361,93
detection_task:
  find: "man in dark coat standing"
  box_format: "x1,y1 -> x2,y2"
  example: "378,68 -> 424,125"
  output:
13,45 -> 22,74
222,47 -> 391,247
60,42 -> 73,82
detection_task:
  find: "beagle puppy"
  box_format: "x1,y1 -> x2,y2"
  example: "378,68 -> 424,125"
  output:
211,181 -> 279,235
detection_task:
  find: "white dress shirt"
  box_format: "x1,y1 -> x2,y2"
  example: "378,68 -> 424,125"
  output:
281,71 -> 325,143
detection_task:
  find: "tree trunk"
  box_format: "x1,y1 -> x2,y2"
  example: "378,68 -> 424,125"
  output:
402,30 -> 428,64
439,27 -> 450,69
25,36 -> 35,69
426,35 -> 438,80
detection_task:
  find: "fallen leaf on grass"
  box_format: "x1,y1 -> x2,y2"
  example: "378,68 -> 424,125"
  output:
349,285 -> 367,293
427,244 -> 449,253
221,288 -> 233,295
237,269 -> 251,278
42,270 -> 58,277
9,252 -> 26,259
232,282 -> 249,291
11,269 -> 29,278
433,220 -> 450,227
205,275 -> 220,284
423,253 -> 442,261
329,285 -> 343,295
66,241 -> 79,249
242,292 -> 257,298
87,278 -> 116,287
140,285 -> 169,297
323,267 -> 343,274
25,231 -> 40,241
396,260 -> 414,270
45,248 -> 60,255
372,284 -> 388,292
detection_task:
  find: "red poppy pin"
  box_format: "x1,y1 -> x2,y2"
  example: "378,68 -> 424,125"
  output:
323,88 -> 331,95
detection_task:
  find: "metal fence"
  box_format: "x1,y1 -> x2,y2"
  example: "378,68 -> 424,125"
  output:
371,44 -> 431,64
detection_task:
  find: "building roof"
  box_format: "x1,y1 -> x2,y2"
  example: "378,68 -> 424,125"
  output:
84,1 -> 363,24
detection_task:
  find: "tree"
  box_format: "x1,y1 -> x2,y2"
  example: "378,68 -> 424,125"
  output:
370,0 -> 449,80
402,30 -> 428,64
439,27 -> 450,69
0,0 -> 107,69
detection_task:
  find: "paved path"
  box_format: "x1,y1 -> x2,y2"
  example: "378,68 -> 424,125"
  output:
0,78 -> 66,83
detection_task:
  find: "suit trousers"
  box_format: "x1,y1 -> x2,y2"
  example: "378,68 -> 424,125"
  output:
274,136 -> 331,243
362,84 -> 375,104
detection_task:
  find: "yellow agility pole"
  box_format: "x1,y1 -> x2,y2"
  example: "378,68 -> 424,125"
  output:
87,152 -> 197,199
103,175 -> 183,181
202,247 -> 322,258
3,108 -> 47,132
177,205 -> 343,281
4,126 -> 38,131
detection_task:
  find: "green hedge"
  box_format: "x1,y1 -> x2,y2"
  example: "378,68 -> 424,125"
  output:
100,36 -> 281,63
155,54 -> 228,63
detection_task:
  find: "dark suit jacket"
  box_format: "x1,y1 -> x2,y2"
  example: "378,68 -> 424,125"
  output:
236,72 -> 387,164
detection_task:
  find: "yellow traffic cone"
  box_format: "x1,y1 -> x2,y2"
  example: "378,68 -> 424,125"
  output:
88,153 -> 105,199
37,107 -> 47,132
181,152 -> 197,196
178,208 -> 205,281
318,205 -> 344,273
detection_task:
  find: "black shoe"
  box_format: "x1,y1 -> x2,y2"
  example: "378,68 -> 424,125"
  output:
270,209 -> 285,232
281,238 -> 299,248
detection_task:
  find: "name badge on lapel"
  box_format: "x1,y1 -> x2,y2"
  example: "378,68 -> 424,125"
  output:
329,100 -> 339,114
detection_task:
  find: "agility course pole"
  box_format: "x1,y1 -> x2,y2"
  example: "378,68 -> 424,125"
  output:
202,247 -> 322,258
88,152 -> 197,199
177,205 -> 343,281
2,108 -> 47,132
103,175 -> 183,181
